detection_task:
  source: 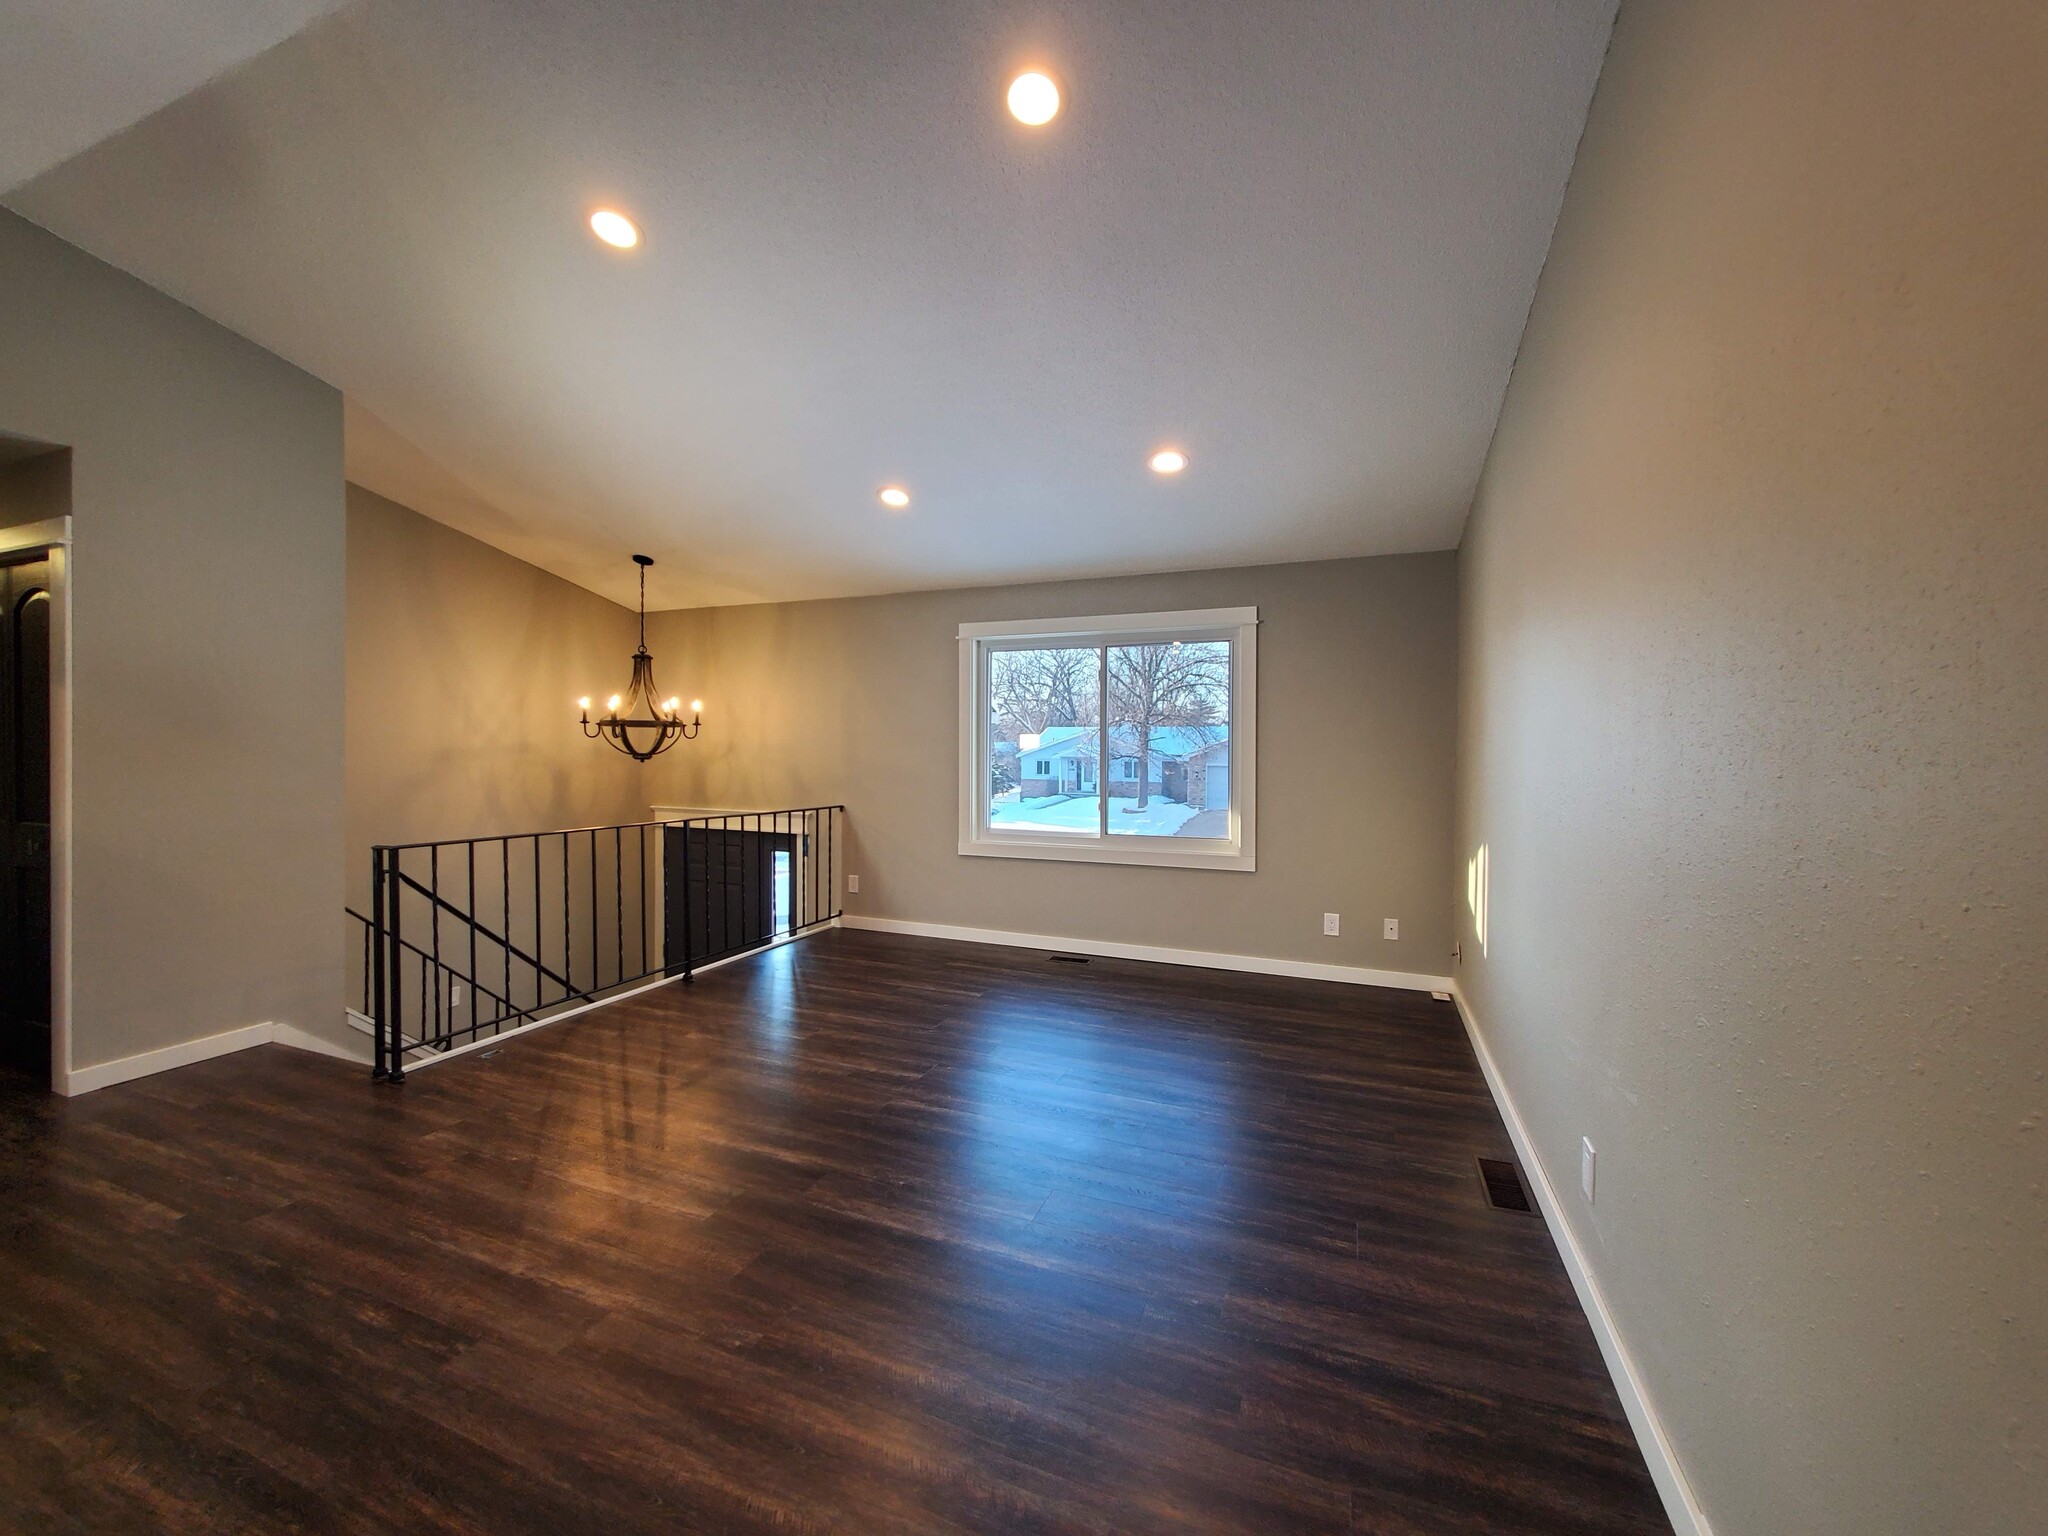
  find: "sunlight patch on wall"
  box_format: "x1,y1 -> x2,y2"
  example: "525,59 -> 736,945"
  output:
1467,842 -> 1489,958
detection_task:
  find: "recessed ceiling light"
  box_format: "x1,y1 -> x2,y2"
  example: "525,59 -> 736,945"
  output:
589,209 -> 639,249
1007,72 -> 1061,126
1149,448 -> 1189,475
879,485 -> 911,510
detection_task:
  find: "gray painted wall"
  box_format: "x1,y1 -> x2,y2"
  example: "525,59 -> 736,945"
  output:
1455,3 -> 2046,1532
646,553 -> 1459,975
0,209 -> 346,1068
344,484 -> 645,907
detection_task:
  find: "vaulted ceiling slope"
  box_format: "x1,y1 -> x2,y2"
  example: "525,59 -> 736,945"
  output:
7,1 -> 1616,609
0,0 -> 344,191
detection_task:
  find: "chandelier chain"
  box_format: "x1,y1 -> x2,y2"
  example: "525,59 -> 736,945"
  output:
576,554 -> 700,761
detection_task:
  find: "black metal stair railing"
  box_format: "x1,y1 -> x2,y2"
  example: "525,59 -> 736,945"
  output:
348,905 -> 521,1054
359,807 -> 844,1081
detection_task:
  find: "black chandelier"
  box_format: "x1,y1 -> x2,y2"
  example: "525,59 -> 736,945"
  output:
578,554 -> 701,761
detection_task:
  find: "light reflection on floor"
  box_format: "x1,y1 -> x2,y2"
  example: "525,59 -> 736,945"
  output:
935,992 -> 1245,1385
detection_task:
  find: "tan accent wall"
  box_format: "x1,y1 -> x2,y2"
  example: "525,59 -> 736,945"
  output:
0,209 -> 346,1067
344,484 -> 646,909
1454,2 -> 2047,1531
646,553 -> 1458,974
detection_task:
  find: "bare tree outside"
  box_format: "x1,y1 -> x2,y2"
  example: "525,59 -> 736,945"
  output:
989,646 -> 1098,739
1107,641 -> 1229,810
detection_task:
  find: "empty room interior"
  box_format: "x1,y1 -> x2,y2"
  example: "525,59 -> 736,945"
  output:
1,2 -> 2041,1533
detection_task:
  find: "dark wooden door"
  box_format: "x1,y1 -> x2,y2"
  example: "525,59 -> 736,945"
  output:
663,826 -> 793,971
1,555 -> 52,1084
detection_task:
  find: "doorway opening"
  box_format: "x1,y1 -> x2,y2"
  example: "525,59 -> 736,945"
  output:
1,551 -> 52,1083
2,436 -> 71,1093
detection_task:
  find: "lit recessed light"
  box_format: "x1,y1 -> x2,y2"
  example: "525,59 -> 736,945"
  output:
1149,448 -> 1189,475
1007,72 -> 1061,126
879,485 -> 911,510
589,209 -> 639,249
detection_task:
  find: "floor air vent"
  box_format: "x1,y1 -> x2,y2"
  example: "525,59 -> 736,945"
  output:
1049,953 -> 1092,964
1478,1157 -> 1536,1214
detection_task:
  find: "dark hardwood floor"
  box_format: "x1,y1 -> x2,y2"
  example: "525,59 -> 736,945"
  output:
0,929 -> 1670,1534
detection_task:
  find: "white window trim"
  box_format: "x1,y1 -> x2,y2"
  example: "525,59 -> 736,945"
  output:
957,606 -> 1257,872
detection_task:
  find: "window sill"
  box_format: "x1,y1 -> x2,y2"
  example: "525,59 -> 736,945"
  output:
958,836 -> 1255,872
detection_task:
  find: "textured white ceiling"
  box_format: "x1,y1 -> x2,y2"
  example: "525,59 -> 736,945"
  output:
0,0 -> 343,192
7,0 -> 1616,609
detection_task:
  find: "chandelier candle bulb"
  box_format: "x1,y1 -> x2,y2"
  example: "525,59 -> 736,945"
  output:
577,554 -> 703,760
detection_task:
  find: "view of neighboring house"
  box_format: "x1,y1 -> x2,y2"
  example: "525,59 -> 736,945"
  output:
996,723 -> 1230,837
1180,736 -> 1229,816
1013,723 -> 1228,808
1014,725 -> 1098,797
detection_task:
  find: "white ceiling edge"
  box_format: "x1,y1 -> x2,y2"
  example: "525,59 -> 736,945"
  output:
0,0 -> 346,192
343,396 -> 641,603
345,397 -> 1464,616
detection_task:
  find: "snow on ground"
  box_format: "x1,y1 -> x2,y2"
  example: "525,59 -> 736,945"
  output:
989,793 -> 1202,836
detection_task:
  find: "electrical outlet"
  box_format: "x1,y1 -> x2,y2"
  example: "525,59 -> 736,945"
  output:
1581,1138 -> 1597,1204
1383,918 -> 1399,940
450,980 -> 465,1010
846,874 -> 860,893
1322,912 -> 1340,936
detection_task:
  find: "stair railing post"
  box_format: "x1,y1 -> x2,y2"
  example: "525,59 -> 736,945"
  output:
681,819 -> 696,983
386,847 -> 407,1084
371,846 -> 389,1080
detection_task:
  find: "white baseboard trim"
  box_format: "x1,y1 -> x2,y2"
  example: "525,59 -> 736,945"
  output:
60,1019 -> 366,1095
62,1023 -> 274,1095
394,924 -> 828,1073
840,914 -> 1453,994
275,1021 -> 373,1066
1448,982 -> 1710,1536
